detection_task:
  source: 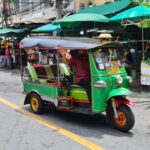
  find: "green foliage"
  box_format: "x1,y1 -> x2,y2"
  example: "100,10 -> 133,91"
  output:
131,0 -> 150,7
144,58 -> 150,65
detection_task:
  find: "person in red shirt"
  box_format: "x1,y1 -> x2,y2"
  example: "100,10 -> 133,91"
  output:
58,48 -> 91,105
5,45 -> 12,68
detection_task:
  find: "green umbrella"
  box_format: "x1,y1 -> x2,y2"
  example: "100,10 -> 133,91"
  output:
32,24 -> 61,33
53,13 -> 109,28
110,5 -> 150,59
110,5 -> 150,21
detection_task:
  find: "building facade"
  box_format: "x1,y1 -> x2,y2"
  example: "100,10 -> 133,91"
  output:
2,0 -> 150,27
0,0 -> 116,27
12,0 -> 75,26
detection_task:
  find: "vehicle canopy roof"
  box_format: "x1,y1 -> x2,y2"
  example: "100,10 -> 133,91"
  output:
20,36 -> 121,50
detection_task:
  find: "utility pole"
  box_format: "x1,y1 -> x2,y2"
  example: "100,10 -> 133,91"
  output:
2,0 -> 9,27
55,0 -> 62,19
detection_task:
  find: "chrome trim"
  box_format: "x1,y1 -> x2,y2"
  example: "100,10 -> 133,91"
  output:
41,95 -> 58,107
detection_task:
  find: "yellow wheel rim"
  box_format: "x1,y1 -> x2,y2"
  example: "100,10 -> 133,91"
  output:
31,96 -> 39,111
114,111 -> 127,127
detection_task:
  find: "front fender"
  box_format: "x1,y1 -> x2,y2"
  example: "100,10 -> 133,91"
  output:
24,93 -> 30,105
106,88 -> 131,101
24,90 -> 40,105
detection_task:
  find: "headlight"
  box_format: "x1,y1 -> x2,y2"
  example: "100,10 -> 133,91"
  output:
116,75 -> 123,84
93,80 -> 107,88
126,76 -> 132,83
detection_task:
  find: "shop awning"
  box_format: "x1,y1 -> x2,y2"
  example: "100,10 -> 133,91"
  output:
32,24 -> 61,33
0,28 -> 27,35
78,0 -> 131,16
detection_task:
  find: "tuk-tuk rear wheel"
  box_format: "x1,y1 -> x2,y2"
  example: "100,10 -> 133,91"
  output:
107,104 -> 135,132
30,93 -> 44,114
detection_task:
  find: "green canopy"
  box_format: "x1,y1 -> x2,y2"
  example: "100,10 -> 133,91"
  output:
0,28 -> 27,35
78,0 -> 131,16
110,5 -> 150,21
32,24 -> 61,33
53,13 -> 109,28
138,19 -> 150,28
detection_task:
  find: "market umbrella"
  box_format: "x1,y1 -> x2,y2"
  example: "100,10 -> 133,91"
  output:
32,24 -> 61,33
110,5 -> 150,21
53,13 -> 109,28
0,28 -> 27,35
110,5 -> 150,58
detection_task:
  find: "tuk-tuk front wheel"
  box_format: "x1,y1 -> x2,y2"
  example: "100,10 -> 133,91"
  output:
107,104 -> 135,132
30,93 -> 44,114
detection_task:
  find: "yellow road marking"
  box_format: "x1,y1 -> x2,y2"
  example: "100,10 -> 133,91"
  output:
0,97 -> 104,150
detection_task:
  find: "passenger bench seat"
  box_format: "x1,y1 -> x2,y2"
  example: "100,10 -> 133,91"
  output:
43,65 -> 55,79
26,66 -> 47,84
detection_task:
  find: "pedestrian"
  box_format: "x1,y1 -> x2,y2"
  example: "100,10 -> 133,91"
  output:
38,49 -> 42,64
145,42 -> 150,59
5,45 -> 12,68
122,48 -> 133,75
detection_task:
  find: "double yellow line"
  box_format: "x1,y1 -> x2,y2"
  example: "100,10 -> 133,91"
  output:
0,97 -> 104,150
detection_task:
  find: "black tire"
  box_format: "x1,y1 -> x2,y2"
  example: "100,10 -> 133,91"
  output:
30,93 -> 44,114
107,104 -> 135,132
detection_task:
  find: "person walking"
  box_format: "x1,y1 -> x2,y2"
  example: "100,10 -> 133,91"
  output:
5,45 -> 12,68
123,48 -> 133,76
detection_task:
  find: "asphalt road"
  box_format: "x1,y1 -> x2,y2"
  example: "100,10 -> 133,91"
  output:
0,68 -> 150,150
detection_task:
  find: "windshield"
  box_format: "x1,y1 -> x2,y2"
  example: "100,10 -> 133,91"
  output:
92,47 -> 123,71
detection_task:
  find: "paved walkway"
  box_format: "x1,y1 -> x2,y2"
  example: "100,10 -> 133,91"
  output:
129,78 -> 150,100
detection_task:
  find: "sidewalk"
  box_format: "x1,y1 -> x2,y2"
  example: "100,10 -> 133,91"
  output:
129,78 -> 150,100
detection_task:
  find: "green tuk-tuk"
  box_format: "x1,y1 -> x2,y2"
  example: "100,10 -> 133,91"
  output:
20,37 -> 135,132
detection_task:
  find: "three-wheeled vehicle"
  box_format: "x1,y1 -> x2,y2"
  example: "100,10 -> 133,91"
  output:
20,37 -> 135,132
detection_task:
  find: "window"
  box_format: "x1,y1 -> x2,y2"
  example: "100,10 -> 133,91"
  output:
92,47 -> 123,71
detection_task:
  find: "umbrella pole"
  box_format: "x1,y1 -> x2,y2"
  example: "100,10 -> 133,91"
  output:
56,52 -> 60,85
19,48 -> 23,81
142,26 -> 145,60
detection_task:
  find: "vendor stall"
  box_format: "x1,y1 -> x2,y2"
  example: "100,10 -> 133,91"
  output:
141,60 -> 150,85
138,19 -> 150,86
141,41 -> 150,85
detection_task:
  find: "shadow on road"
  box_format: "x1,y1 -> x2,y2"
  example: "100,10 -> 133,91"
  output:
145,105 -> 150,110
23,106 -> 134,139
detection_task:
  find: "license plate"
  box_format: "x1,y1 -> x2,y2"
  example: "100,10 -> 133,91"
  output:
107,66 -> 120,74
